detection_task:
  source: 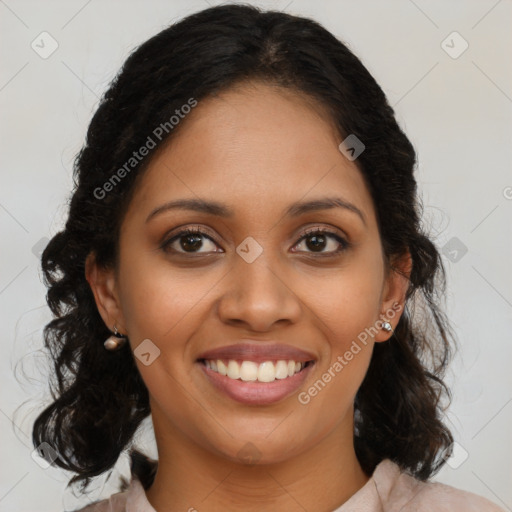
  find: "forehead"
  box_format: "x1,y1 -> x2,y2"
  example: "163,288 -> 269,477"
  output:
126,81 -> 376,226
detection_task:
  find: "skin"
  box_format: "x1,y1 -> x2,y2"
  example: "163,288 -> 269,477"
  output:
86,81 -> 410,511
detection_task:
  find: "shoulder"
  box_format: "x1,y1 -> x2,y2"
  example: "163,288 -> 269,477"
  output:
65,471 -> 157,512
66,474 -> 155,512
67,484 -> 132,512
374,459 -> 506,512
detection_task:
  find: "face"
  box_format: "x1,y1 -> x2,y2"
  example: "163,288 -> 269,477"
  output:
88,81 -> 407,466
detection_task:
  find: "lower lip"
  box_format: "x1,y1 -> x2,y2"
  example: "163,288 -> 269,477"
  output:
198,362 -> 314,405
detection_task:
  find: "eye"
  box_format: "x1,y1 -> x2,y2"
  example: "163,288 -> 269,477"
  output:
292,228 -> 349,255
160,226 -> 350,256
160,227 -> 221,254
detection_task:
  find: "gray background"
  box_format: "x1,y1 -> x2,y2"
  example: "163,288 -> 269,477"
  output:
1,0 -> 511,510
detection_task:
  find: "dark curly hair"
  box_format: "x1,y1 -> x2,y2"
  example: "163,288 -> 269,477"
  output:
31,2 -> 455,497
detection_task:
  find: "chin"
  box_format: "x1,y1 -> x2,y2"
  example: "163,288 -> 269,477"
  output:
202,427 -> 310,467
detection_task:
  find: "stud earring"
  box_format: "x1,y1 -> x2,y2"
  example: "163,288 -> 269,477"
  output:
104,325 -> 127,351
381,320 -> 393,333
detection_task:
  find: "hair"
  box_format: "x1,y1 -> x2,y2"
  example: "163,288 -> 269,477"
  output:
31,2 -> 455,496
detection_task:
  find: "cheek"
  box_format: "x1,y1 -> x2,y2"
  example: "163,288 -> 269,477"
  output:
296,264 -> 383,427
296,343 -> 373,446
308,247 -> 385,350
117,247 -> 220,343
296,247 -> 383,409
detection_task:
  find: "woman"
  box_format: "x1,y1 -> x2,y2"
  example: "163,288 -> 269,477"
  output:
32,4 -> 505,511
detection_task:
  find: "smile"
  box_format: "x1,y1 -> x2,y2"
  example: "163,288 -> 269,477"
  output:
202,359 -> 311,382
198,358 -> 315,405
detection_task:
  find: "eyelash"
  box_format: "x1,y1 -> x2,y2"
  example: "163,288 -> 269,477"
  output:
160,226 -> 350,257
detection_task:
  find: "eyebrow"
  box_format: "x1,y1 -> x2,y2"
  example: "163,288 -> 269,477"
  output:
146,196 -> 366,225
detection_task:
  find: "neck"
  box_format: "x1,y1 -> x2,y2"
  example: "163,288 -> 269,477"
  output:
145,411 -> 370,512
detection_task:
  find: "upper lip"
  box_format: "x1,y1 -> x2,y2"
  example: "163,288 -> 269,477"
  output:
197,342 -> 316,363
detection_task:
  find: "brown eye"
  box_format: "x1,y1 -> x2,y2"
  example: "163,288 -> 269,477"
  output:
161,228 -> 220,254
293,229 -> 349,255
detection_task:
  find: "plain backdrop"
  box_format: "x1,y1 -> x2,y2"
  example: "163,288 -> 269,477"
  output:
1,1 -> 511,511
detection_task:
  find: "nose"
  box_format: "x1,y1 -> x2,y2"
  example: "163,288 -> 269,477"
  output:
216,252 -> 303,332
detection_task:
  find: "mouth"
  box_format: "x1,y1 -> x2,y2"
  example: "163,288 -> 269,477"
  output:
199,358 -> 314,382
197,358 -> 315,405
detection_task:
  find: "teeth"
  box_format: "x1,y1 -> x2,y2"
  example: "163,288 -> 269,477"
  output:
258,361 -> 275,382
227,360 -> 240,379
217,360 -> 227,376
240,361 -> 258,381
204,359 -> 307,382
275,360 -> 288,379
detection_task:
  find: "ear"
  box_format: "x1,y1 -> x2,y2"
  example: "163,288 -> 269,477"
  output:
374,250 -> 412,342
85,252 -> 126,334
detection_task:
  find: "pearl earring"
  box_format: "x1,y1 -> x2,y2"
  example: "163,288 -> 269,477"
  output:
103,325 -> 127,351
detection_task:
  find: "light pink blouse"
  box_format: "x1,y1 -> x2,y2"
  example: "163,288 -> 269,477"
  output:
72,459 -> 506,511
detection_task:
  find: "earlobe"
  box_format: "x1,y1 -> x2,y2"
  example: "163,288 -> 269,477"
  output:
85,252 -> 125,332
375,251 -> 412,343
